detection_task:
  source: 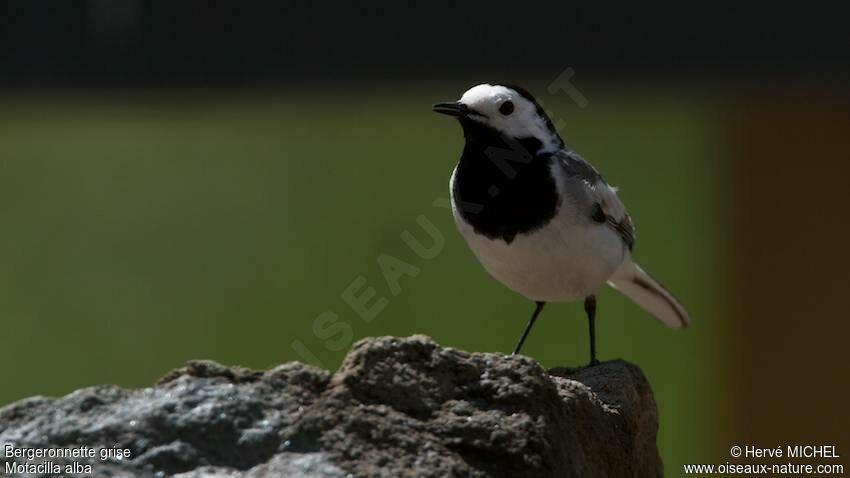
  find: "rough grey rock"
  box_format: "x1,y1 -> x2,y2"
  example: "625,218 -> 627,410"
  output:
0,335 -> 662,477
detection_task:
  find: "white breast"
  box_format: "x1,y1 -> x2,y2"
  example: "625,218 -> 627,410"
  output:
450,166 -> 628,302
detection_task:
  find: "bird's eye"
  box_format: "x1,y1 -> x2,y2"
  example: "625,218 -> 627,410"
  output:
498,101 -> 514,116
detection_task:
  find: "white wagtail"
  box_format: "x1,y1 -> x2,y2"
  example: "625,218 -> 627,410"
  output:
433,83 -> 690,365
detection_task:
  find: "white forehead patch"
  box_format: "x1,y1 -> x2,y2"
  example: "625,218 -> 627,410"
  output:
459,84 -> 516,109
458,84 -> 559,151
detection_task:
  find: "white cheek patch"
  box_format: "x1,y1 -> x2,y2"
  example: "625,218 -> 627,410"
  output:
459,83 -> 562,152
492,105 -> 556,147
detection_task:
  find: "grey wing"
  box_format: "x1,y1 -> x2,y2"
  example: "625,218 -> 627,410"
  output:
555,150 -> 636,250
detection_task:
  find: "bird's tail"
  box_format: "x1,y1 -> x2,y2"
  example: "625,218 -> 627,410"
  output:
608,260 -> 690,328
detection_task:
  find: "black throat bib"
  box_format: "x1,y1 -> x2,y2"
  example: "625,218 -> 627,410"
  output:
452,119 -> 560,244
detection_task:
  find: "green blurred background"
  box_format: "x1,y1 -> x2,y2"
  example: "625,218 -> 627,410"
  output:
2,2 -> 848,475
0,83 -> 723,472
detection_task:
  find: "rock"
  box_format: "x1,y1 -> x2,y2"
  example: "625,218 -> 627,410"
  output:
0,335 -> 662,477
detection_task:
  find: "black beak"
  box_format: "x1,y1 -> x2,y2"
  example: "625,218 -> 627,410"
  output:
432,101 -> 469,117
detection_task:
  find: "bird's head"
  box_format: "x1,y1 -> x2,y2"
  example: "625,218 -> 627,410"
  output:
433,83 -> 563,152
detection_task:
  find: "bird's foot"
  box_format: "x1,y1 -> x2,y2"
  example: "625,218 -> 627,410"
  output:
587,358 -> 600,367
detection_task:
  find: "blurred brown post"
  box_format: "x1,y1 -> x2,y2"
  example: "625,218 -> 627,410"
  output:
728,91 -> 850,455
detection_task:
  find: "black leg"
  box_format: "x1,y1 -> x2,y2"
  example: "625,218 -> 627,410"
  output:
584,295 -> 599,366
512,301 -> 546,355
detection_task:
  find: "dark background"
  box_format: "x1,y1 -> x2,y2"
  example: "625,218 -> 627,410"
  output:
1,2 -> 848,475
2,2 -> 848,85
